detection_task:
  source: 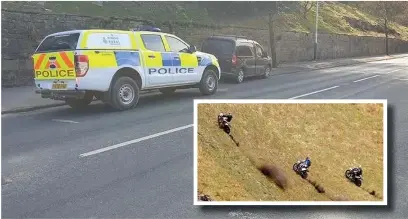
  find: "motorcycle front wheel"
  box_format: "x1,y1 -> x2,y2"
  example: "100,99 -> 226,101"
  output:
345,170 -> 351,179
293,163 -> 298,172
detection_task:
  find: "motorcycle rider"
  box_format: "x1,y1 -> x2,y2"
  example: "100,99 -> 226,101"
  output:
350,166 -> 363,179
298,157 -> 311,171
218,113 -> 233,127
218,113 -> 233,135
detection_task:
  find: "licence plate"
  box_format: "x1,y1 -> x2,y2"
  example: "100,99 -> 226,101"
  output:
52,83 -> 68,89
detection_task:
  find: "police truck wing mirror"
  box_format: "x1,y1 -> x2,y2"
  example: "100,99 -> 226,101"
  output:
188,45 -> 197,53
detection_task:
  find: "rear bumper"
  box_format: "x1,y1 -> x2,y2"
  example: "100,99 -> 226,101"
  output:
35,89 -> 86,100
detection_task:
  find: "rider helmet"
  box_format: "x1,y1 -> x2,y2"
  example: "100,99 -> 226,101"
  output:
305,157 -> 311,166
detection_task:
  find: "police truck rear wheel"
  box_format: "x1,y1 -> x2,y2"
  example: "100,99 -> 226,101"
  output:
110,76 -> 140,111
199,69 -> 218,95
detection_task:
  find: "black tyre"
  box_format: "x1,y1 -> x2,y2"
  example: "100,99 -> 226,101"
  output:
159,87 -> 176,95
236,69 -> 245,84
65,92 -> 93,109
223,125 -> 231,134
109,76 -> 140,111
301,171 -> 308,179
199,69 -> 218,95
262,65 -> 272,79
355,179 -> 362,187
293,163 -> 298,172
345,170 -> 351,179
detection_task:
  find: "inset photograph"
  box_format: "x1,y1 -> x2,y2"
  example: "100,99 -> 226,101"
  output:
194,99 -> 387,205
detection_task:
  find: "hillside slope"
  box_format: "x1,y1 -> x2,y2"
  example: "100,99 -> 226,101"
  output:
2,1 -> 408,39
197,103 -> 384,201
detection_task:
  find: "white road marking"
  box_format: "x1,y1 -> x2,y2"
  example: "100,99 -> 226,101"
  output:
52,119 -> 79,124
79,124 -> 194,157
353,75 -> 380,83
387,69 -> 403,74
288,86 -> 340,99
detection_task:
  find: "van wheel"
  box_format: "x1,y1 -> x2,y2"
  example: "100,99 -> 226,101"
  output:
65,92 -> 93,109
236,69 -> 244,84
159,87 -> 177,95
262,66 -> 272,79
199,69 -> 218,95
109,76 -> 140,111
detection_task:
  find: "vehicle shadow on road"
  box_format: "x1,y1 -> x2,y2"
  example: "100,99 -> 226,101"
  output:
35,90 -> 207,118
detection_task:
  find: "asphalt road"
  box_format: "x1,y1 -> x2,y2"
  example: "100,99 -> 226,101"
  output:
2,57 -> 408,219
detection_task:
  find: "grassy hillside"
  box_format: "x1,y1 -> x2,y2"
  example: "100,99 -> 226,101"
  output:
197,103 -> 384,201
2,1 -> 408,39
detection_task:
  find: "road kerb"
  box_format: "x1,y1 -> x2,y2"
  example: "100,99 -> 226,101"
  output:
1,103 -> 67,115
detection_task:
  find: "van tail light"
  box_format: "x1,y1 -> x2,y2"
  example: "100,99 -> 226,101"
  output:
232,55 -> 237,66
74,55 -> 89,77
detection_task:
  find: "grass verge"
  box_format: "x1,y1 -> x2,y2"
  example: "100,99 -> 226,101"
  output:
197,103 -> 384,201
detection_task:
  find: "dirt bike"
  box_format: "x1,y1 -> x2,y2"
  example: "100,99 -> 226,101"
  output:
222,121 -> 231,134
345,169 -> 363,187
293,161 -> 309,179
217,116 -> 231,134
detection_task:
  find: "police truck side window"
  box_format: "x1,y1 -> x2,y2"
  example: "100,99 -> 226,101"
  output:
141,34 -> 166,52
165,36 -> 189,53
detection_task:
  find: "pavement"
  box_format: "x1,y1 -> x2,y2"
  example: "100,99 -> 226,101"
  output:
2,53 -> 407,114
1,56 -> 408,218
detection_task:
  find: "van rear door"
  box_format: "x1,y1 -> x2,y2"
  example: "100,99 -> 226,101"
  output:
32,33 -> 80,88
201,38 -> 235,73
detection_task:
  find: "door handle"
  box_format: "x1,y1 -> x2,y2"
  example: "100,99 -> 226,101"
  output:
174,57 -> 180,60
148,55 -> 156,58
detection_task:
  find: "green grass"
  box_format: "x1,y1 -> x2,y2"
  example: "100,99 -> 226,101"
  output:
197,103 -> 384,201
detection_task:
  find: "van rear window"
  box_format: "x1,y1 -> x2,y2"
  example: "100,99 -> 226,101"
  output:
201,39 -> 235,56
36,33 -> 80,53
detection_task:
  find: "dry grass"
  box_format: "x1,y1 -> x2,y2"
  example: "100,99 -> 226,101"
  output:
197,103 -> 384,201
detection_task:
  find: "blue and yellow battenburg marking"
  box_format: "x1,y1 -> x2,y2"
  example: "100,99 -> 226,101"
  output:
112,51 -> 216,68
114,51 -> 141,66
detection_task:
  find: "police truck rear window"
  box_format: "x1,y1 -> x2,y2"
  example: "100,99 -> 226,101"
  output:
36,33 -> 80,53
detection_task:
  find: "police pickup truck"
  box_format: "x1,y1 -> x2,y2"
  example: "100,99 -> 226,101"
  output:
32,26 -> 221,111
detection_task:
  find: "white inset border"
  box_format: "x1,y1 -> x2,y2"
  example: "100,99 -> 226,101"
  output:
193,99 -> 388,206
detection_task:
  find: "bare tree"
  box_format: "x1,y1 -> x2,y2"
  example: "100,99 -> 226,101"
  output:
357,2 -> 407,55
300,1 -> 314,18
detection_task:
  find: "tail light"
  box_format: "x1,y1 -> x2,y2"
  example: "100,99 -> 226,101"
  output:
232,55 -> 237,66
74,55 -> 89,77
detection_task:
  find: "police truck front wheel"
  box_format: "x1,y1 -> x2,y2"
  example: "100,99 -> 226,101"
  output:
199,69 -> 218,95
109,76 -> 140,111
